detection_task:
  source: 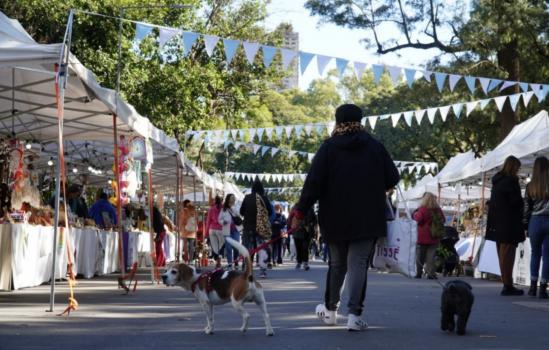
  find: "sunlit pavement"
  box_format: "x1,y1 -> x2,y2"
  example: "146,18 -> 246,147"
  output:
1,261 -> 548,350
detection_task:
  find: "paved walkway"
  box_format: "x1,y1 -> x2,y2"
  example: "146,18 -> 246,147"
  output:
1,262 -> 547,350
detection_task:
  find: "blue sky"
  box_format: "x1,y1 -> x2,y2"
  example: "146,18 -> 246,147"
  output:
265,0 -> 451,89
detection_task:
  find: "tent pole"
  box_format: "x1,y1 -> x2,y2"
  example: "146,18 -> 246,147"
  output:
49,9 -> 74,312
148,168 -> 156,283
175,157 -> 180,262
470,172 -> 488,263
112,114 -> 125,277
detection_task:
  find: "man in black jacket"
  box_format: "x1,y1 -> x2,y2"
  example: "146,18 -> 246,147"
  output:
293,104 -> 400,331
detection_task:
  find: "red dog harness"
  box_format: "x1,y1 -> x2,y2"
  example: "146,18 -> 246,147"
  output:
191,268 -> 223,293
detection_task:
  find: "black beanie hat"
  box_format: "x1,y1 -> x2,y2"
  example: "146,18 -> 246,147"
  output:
335,104 -> 363,123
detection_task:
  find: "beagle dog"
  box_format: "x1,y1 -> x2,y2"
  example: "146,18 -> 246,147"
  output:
162,237 -> 274,336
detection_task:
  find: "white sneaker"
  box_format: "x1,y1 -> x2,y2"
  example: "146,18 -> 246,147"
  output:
315,304 -> 337,326
347,314 -> 368,331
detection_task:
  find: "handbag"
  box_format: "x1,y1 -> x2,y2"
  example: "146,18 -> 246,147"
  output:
255,194 -> 272,239
230,210 -> 243,226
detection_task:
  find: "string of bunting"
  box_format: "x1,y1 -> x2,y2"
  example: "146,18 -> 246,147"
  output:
133,20 -> 549,95
187,91 -> 544,144
243,187 -> 302,195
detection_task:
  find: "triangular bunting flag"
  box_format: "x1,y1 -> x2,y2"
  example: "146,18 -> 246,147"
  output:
265,128 -> 273,140
519,82 -> 530,92
422,70 -> 432,82
434,72 -> 447,92
262,46 -> 277,68
403,111 -> 413,127
253,144 -> 261,154
230,129 -> 238,140
134,23 -> 154,45
261,146 -> 270,156
478,77 -> 491,94
243,41 -> 260,64
316,123 -> 325,135
354,62 -> 367,80
427,108 -> 437,124
275,126 -> 284,140
439,106 -> 451,121
479,98 -> 491,110
258,174 -> 265,181
522,91 -> 535,107
285,126 -> 293,139
223,39 -> 240,64
317,55 -> 332,75
271,147 -> 279,157
466,101 -> 479,117
299,52 -> 315,74
203,35 -> 220,56
499,80 -> 517,91
256,128 -> 265,141
391,113 -> 401,127
280,48 -> 298,69
415,109 -> 426,124
304,124 -> 313,136
508,94 -> 521,112
248,128 -> 256,142
183,31 -> 200,56
288,150 -> 297,158
452,103 -> 463,119
327,121 -> 336,135
464,76 -> 476,93
295,125 -> 304,137
487,79 -> 502,92
387,66 -> 402,85
159,27 -> 179,48
448,74 -> 461,91
308,154 -> 315,162
335,58 -> 349,77
368,116 -> 378,130
239,129 -> 246,141
404,68 -> 417,88
372,64 -> 385,84
494,96 -> 507,112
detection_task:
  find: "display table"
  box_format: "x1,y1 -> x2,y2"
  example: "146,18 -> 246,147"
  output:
0,223 -> 120,291
476,238 -> 531,285
126,231 -> 181,268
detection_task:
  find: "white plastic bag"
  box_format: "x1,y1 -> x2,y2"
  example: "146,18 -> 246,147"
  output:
373,218 -> 418,278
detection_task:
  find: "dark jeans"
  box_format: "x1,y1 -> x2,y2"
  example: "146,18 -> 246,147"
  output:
271,236 -> 283,264
529,216 -> 549,283
325,238 -> 376,316
295,238 -> 310,264
224,229 -> 240,265
243,229 -> 269,272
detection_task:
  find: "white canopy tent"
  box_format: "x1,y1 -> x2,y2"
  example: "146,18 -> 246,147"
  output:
438,110 -> 549,186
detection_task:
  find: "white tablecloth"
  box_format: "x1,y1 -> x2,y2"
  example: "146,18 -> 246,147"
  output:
476,238 -> 531,286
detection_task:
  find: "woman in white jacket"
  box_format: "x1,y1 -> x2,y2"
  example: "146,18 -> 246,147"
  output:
218,194 -> 242,269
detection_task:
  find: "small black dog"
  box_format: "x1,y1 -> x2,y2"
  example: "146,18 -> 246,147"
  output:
441,280 -> 474,335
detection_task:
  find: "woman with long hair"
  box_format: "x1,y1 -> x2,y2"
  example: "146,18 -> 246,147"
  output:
413,192 -> 445,279
205,195 -> 224,268
486,155 -> 525,296
179,199 -> 198,264
524,156 -> 549,298
218,193 -> 241,270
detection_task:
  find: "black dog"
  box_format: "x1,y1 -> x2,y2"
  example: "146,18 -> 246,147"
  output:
441,280 -> 474,335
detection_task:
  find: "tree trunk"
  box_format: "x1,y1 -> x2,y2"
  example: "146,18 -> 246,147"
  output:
497,39 -> 520,141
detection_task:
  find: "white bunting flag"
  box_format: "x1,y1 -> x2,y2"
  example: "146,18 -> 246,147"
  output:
295,125 -> 304,137
403,111 -> 413,127
317,55 -> 332,75
488,79 -> 502,92
281,48 -> 298,69
265,128 -> 273,141
243,41 -> 260,64
230,129 -> 238,140
239,129 -> 246,141
261,146 -> 270,156
415,109 -> 426,124
289,150 -> 297,158
327,121 -> 336,135
159,27 -> 180,48
354,62 -> 367,80
285,126 -> 293,139
391,113 -> 401,127
387,66 -> 402,85
508,94 -> 521,111
275,126 -> 284,140
478,77 -> 491,94
464,76 -> 476,93
499,80 -> 517,91
304,124 -> 313,136
452,103 -> 463,118
271,147 -> 279,157
448,74 -> 461,91
466,101 -> 479,116
248,128 -> 256,141
438,106 -> 451,121
494,96 -> 507,112
479,98 -> 491,110
434,72 -> 447,92
522,91 -> 535,107
203,35 -> 220,56
422,70 -> 432,82
316,123 -> 325,135
256,128 -> 265,141
368,116 -> 378,130
404,68 -> 417,88
253,144 -> 261,154
308,154 -> 315,162
427,108 -> 437,124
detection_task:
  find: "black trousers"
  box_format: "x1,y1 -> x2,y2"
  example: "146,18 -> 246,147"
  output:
295,237 -> 310,264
